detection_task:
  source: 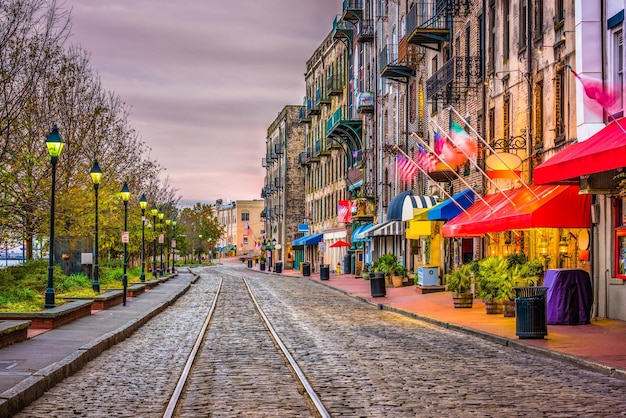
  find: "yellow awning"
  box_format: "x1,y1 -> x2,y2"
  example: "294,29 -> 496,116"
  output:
412,207 -> 430,221
406,220 -> 434,239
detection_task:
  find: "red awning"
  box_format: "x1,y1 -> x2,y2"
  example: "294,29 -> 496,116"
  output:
442,185 -> 591,237
534,117 -> 626,185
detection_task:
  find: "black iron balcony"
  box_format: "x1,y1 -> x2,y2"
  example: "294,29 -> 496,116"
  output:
332,15 -> 353,41
327,75 -> 344,96
425,56 -> 482,102
406,1 -> 450,50
357,19 -> 374,43
379,44 -> 416,79
298,105 -> 311,124
342,0 -> 362,21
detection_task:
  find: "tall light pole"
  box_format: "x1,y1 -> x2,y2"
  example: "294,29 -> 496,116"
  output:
139,194 -> 147,282
89,160 -> 102,293
45,125 -> 64,308
120,182 -> 130,306
151,207 -> 158,277
158,210 -> 164,276
171,219 -> 177,273
165,219 -> 171,274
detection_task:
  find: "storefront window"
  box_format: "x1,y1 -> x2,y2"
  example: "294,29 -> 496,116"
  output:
615,198 -> 626,279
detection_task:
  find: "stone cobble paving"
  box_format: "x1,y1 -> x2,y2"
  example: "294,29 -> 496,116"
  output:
245,268 -> 626,417
15,264 -> 626,417
175,269 -> 313,417
15,271 -> 220,418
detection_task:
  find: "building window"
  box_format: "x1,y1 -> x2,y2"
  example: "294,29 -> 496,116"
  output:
488,107 -> 495,145
243,234 -> 248,244
241,212 -> 250,222
503,94 -> 510,144
533,0 -> 543,41
488,0 -> 495,73
610,29 -> 624,118
615,198 -> 626,279
519,0 -> 527,50
555,0 -> 564,25
534,80 -> 544,149
503,0 -> 510,62
554,68 -> 565,141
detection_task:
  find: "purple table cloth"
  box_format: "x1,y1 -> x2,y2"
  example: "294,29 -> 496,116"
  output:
544,269 -> 593,325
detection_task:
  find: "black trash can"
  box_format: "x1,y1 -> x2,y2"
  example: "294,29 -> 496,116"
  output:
274,261 -> 283,274
302,262 -> 311,277
320,264 -> 330,280
260,262 -> 266,271
370,271 -> 386,298
343,253 -> 351,275
515,286 -> 549,339
247,259 -> 253,268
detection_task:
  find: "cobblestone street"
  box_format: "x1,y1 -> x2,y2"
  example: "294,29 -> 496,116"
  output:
16,264 -> 626,417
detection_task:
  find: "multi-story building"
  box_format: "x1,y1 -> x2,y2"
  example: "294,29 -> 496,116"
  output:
264,0 -> 626,321
216,199 -> 264,257
263,106 -> 306,267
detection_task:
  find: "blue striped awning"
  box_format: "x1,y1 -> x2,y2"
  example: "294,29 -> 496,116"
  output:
387,191 -> 438,221
364,220 -> 403,237
292,233 -> 323,246
427,189 -> 475,221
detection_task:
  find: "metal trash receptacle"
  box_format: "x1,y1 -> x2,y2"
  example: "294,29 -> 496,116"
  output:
302,262 -> 311,277
515,286 -> 548,339
370,271 -> 386,298
247,259 -> 253,268
320,264 -> 330,280
274,261 -> 282,273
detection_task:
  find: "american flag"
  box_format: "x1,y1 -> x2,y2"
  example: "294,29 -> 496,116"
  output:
397,154 -> 418,183
415,145 -> 438,172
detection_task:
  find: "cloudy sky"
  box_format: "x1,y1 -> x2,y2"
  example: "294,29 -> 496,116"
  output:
67,1 -> 341,204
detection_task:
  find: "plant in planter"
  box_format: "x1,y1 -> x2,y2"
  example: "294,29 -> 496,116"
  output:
390,263 -> 405,287
361,263 -> 371,280
476,256 -> 512,314
375,254 -> 403,287
519,259 -> 544,286
445,263 -> 475,308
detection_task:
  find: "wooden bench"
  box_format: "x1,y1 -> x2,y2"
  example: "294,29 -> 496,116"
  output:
0,320 -> 31,349
0,300 -> 93,329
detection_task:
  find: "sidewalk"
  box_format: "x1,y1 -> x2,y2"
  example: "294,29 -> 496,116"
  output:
0,272 -> 197,417
257,263 -> 626,380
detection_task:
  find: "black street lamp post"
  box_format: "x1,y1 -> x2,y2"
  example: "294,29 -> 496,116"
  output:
151,208 -> 158,277
120,182 -> 130,306
171,220 -> 177,273
158,210 -> 164,276
139,194 -> 147,282
89,160 -> 102,293
272,237 -> 277,272
165,219 -> 171,273
45,125 -> 64,308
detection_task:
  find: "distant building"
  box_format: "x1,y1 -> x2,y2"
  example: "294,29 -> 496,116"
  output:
216,199 -> 264,256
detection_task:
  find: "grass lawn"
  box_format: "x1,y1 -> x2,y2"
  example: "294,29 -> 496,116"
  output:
0,259 -> 144,312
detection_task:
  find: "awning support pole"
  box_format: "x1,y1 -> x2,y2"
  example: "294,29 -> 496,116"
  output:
447,105 -> 541,200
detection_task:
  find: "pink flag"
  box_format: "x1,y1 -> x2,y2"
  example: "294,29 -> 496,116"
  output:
337,200 -> 352,223
433,131 -> 445,155
396,154 -> 418,183
568,65 -> 619,110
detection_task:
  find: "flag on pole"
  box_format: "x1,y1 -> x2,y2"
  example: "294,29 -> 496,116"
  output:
433,131 -> 445,155
415,145 -> 438,172
337,200 -> 353,223
567,64 -> 619,110
449,121 -> 477,156
396,154 -> 418,182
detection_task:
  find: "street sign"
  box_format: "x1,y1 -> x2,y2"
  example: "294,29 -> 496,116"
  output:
122,231 -> 129,243
159,234 -> 164,244
171,239 -> 176,248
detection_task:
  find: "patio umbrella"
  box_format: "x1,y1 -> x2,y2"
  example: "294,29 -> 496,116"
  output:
330,240 -> 351,248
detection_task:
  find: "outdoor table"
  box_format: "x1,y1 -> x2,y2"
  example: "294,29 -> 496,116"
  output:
544,269 -> 593,325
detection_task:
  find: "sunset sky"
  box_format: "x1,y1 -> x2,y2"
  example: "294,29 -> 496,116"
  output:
67,1 -> 341,204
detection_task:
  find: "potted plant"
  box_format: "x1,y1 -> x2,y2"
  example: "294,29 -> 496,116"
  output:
390,263 -> 405,288
361,263 -> 371,280
376,254 -> 400,287
476,256 -> 512,314
445,263 -> 475,308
